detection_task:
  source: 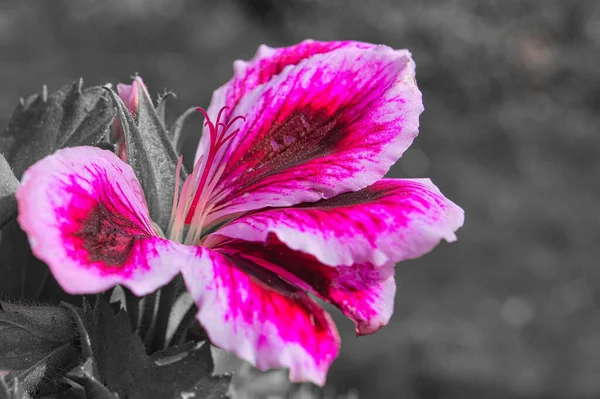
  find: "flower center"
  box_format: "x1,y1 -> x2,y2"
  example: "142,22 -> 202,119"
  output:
166,106 -> 245,245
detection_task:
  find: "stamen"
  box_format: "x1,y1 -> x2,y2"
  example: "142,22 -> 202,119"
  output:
167,155 -> 183,234
167,155 -> 203,242
167,106 -> 245,245
184,107 -> 245,226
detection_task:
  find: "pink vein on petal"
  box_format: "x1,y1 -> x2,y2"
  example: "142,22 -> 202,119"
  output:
199,46 -> 423,225
16,146 -> 188,295
181,246 -> 340,386
213,178 -> 464,268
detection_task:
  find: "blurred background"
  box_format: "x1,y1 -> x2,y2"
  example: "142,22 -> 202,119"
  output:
1,0 -> 598,398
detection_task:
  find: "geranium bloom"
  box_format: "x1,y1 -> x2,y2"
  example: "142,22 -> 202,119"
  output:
16,40 -> 463,385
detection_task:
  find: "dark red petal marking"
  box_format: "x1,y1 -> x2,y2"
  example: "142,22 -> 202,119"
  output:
17,147 -> 187,295
217,236 -> 395,336
197,40 -> 377,160
197,46 -> 422,225
213,178 -> 464,268
181,246 -> 340,385
56,165 -> 153,275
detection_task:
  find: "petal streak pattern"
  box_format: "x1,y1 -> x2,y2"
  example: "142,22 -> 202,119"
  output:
221,237 -> 396,336
198,44 -> 423,224
181,246 -> 340,386
214,179 -> 464,268
14,40 -> 464,387
17,146 -> 187,295
196,39 -> 377,162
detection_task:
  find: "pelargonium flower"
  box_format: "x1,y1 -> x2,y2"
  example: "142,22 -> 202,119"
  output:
16,40 -> 463,385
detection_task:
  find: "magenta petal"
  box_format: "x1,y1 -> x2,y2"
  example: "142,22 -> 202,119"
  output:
196,39 -> 376,162
214,179 -> 464,267
181,246 -> 340,386
16,146 -> 186,295
201,44 -> 423,224
222,238 -> 396,336
318,262 -> 395,335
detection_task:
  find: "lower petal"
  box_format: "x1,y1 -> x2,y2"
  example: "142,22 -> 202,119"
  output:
16,146 -> 185,295
220,238 -> 396,336
181,246 -> 340,386
214,178 -> 464,267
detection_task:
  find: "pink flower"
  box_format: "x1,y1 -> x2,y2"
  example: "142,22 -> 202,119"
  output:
16,40 -> 463,386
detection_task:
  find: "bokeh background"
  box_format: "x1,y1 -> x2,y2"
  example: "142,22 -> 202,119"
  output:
1,1 -> 598,398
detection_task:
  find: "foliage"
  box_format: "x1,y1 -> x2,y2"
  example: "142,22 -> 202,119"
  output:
0,83 -> 230,399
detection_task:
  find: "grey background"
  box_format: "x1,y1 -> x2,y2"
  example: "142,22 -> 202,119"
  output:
1,1 -> 598,398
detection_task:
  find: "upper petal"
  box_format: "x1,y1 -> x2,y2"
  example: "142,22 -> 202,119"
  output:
16,146 -> 187,295
195,40 -> 377,163
213,178 -> 464,267
198,44 -> 423,225
181,246 -> 340,386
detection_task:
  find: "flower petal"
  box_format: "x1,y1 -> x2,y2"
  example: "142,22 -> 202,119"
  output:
116,76 -> 148,114
16,146 -> 186,295
219,237 -> 396,336
196,39 -> 376,161
201,44 -> 423,224
213,179 -> 464,267
181,246 -> 340,386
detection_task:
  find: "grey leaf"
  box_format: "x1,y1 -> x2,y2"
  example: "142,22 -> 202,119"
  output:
0,80 -> 116,180
106,85 -> 186,231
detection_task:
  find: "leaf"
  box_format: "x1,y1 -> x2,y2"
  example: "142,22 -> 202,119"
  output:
144,275 -> 188,353
5,343 -> 79,395
0,80 -> 116,303
149,344 -> 230,399
0,303 -> 79,395
77,297 -> 229,399
0,376 -> 29,399
0,154 -> 18,230
0,302 -> 76,348
0,80 -> 116,180
66,359 -> 119,399
156,91 -> 175,130
170,106 -> 197,152
0,219 -> 80,303
105,85 -> 187,232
